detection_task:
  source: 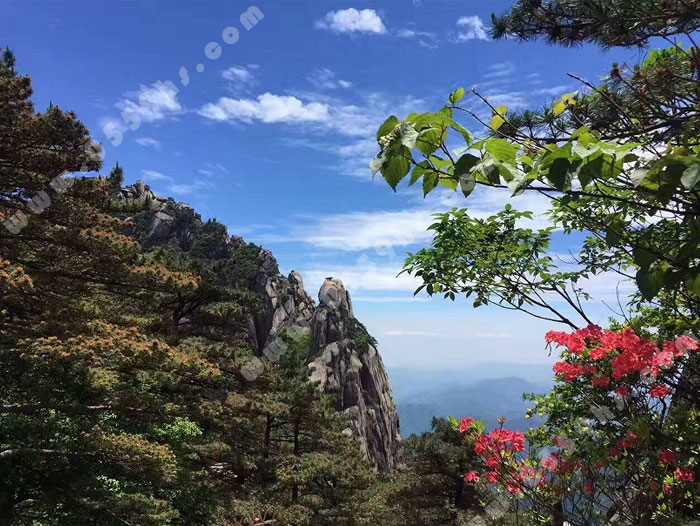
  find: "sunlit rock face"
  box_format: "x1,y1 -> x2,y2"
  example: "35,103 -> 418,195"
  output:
309,277 -> 401,471
120,181 -> 401,471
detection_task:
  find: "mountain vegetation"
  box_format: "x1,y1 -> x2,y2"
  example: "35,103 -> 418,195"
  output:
371,0 -> 700,524
3,0 -> 700,525
0,49 -> 483,526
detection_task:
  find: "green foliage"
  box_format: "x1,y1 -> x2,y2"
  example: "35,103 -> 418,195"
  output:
361,418 -> 482,526
370,39 -> 700,327
0,50 -> 385,526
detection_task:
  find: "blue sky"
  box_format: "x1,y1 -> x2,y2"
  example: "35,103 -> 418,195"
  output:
3,0 -> 643,369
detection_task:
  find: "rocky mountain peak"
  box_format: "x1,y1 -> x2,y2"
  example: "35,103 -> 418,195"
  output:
310,278 -> 401,470
117,180 -> 401,471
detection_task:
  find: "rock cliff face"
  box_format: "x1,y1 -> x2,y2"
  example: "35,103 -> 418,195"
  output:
117,181 -> 401,470
309,278 -> 401,470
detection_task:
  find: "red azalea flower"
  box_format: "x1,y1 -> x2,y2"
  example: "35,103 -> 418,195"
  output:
585,482 -> 595,496
659,450 -> 676,466
592,375 -> 610,388
675,335 -> 698,353
652,350 -> 674,369
464,471 -> 480,483
590,347 -> 607,361
486,471 -> 500,483
651,481 -> 660,492
506,484 -> 520,495
674,468 -> 695,482
650,385 -> 672,398
615,386 -> 630,397
458,417 -> 474,434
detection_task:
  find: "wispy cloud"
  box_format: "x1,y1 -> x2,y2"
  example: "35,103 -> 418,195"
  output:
116,82 -> 182,122
289,209 -> 436,251
135,137 -> 161,149
397,28 -> 439,49
221,64 -> 259,94
533,85 -> 575,97
455,15 -> 489,41
315,8 -> 387,34
307,68 -> 353,90
301,263 -> 421,293
140,169 -> 171,181
484,61 -> 516,79
167,180 -> 212,197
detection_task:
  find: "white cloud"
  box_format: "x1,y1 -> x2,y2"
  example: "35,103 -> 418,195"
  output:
316,8 -> 387,34
116,82 -> 182,122
481,91 -> 530,110
140,169 -> 171,181
456,15 -> 489,41
221,64 -> 259,94
302,263 -> 422,293
483,61 -> 516,79
222,64 -> 257,83
200,90 -> 426,179
135,137 -> 161,148
198,93 -> 330,124
256,185 -> 553,253
167,180 -> 211,196
533,85 -> 575,97
307,68 -> 353,90
397,28 -> 439,49
290,209 -> 436,251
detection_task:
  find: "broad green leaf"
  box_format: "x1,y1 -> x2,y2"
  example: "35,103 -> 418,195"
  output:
439,178 -> 458,191
484,138 -> 518,165
632,248 -> 657,270
377,115 -> 399,141
449,87 -> 466,105
490,106 -> 508,132
454,153 -> 479,177
382,148 -> 411,190
636,268 -> 663,300
546,158 -> 571,191
681,164 -> 700,190
409,161 -> 432,186
415,127 -> 444,155
459,173 -> 476,197
422,172 -> 439,196
630,168 -> 649,187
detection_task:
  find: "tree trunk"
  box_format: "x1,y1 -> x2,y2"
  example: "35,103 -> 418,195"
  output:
0,498 -> 14,526
553,499 -> 564,526
292,418 -> 300,503
263,414 -> 272,459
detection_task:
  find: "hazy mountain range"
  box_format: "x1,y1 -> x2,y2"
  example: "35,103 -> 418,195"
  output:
388,364 -> 554,436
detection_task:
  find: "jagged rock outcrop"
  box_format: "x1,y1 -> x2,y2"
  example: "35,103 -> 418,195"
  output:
250,250 -> 316,352
117,181 -> 401,470
309,278 -> 401,470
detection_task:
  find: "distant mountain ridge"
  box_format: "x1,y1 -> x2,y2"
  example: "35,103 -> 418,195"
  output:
391,370 -> 552,436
